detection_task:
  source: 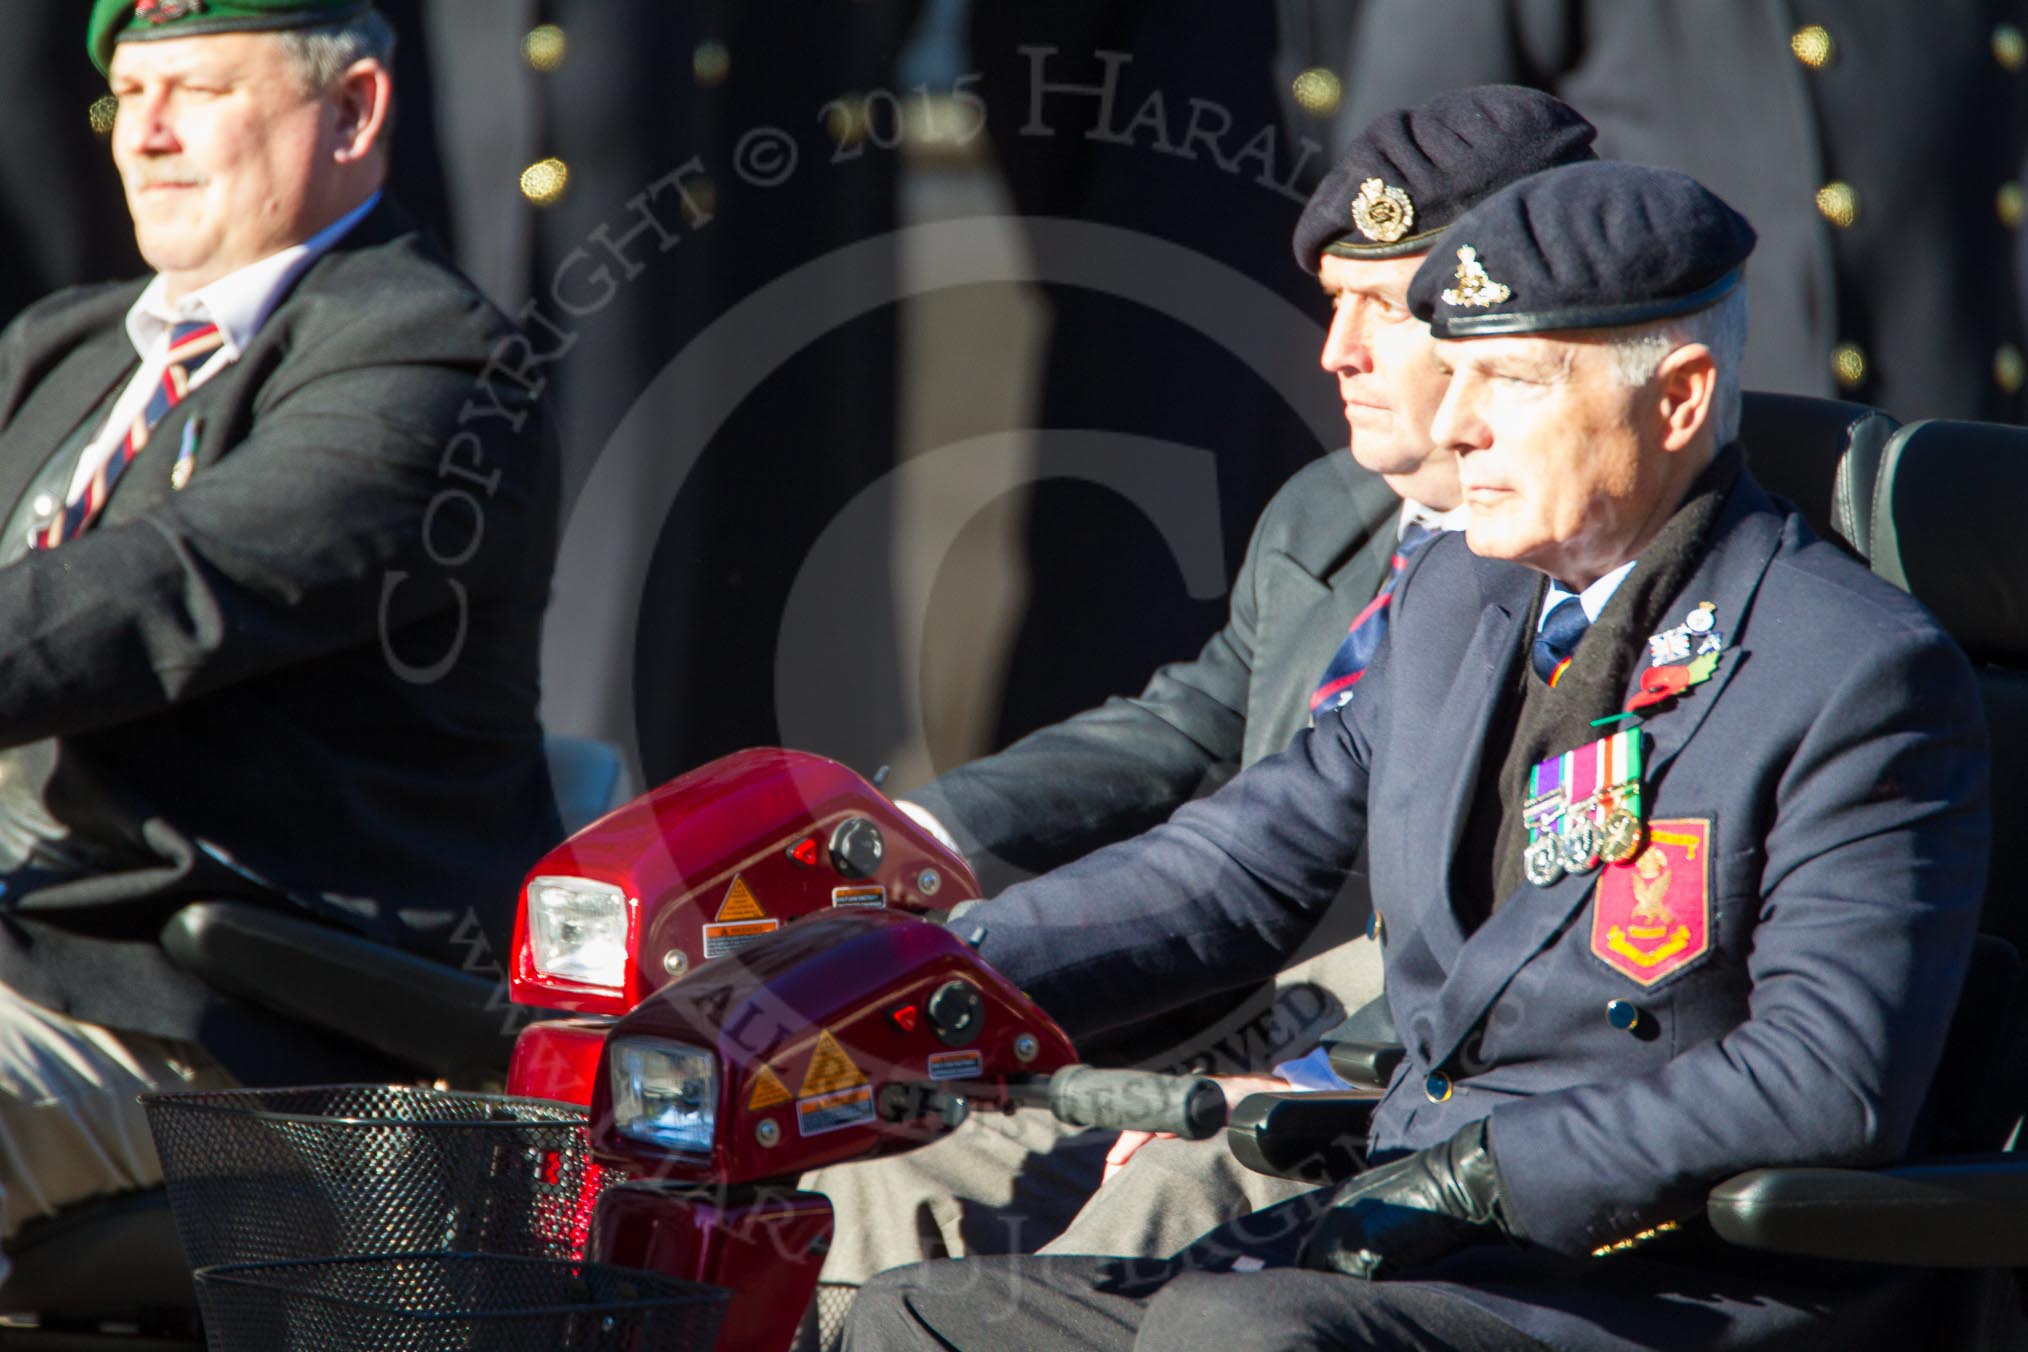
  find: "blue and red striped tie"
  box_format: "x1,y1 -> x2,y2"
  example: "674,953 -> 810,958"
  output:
1311,521 -> 1438,715
35,319 -> 225,550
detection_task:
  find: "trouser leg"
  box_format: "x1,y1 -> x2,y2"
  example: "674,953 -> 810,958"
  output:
0,983 -> 232,1250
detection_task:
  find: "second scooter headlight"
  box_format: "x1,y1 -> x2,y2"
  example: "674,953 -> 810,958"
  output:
609,1036 -> 719,1155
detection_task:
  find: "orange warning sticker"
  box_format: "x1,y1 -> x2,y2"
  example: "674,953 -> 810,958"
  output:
799,1029 -> 869,1097
927,1050 -> 982,1082
831,885 -> 886,909
747,1064 -> 793,1111
796,1084 -> 875,1137
701,918 -> 779,959
716,876 -> 766,922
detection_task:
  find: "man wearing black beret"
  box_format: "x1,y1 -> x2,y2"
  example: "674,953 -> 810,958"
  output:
804,88 -> 1599,1313
0,0 -> 557,1262
848,162 -> 1987,1350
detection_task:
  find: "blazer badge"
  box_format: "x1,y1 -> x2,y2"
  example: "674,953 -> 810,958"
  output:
1352,177 -> 1416,243
1591,818 -> 1711,986
1441,247 -> 1512,308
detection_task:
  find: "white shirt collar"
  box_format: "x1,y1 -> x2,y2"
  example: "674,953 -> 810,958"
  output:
1540,559 -> 1638,631
124,191 -> 382,361
1400,499 -> 1471,538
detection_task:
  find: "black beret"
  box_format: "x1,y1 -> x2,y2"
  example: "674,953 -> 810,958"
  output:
1408,161 -> 1759,338
1293,85 -> 1598,273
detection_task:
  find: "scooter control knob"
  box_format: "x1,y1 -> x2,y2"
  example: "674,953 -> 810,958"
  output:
829,817 -> 885,878
927,978 -> 984,1047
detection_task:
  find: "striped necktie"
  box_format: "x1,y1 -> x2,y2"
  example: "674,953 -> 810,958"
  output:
1311,521 -> 1438,714
35,319 -> 226,550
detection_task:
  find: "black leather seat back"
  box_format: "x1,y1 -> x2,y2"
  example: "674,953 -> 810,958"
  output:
1738,390 -> 1898,557
1869,419 -> 2028,1152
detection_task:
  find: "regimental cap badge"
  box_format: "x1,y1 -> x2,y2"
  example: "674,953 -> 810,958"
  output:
1440,246 -> 1512,308
1351,177 -> 1416,244
135,0 -> 206,23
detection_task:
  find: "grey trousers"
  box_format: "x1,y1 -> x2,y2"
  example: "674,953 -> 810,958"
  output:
843,1253 -> 1540,1352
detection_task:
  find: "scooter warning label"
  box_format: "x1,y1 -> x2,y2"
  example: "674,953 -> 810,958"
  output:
927,1051 -> 982,1081
748,1065 -> 794,1111
832,885 -> 886,909
796,1029 -> 875,1136
796,1085 -> 875,1136
703,876 -> 781,957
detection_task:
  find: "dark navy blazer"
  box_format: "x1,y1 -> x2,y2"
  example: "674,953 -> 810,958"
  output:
975,471 -> 1990,1349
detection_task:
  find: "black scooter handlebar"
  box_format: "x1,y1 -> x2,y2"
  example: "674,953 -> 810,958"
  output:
998,1065 -> 1227,1141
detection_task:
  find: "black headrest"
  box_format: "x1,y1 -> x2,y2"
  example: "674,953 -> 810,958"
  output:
1737,392 -> 1899,559
1871,419 -> 2028,667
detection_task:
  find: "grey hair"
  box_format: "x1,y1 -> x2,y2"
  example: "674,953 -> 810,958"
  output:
276,10 -> 397,94
1602,283 -> 1748,443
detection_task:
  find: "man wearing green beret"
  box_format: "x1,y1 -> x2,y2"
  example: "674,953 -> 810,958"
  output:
0,1 -> 559,1269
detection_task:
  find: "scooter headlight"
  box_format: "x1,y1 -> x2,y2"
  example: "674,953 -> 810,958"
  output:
609,1037 -> 719,1155
526,876 -> 631,988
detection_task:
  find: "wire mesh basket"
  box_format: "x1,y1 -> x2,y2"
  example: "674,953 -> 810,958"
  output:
195,1252 -> 727,1352
141,1085 -> 621,1270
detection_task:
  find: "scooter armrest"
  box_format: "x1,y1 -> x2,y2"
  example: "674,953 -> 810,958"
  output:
1224,1091 -> 1376,1184
1706,1156 -> 2028,1266
160,901 -> 520,1078
1325,1041 -> 1405,1089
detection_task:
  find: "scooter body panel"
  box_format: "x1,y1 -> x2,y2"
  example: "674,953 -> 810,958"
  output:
591,1182 -> 832,1352
507,1016 -> 613,1105
588,910 -> 1078,1185
510,749 -> 980,1016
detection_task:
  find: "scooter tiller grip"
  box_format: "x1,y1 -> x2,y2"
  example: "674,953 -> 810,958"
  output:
1046,1065 -> 1227,1141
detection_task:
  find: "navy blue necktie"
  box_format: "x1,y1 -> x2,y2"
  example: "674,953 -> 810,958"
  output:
1532,594 -> 1591,686
1311,522 -> 1438,714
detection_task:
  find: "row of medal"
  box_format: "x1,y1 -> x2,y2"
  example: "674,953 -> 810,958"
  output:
1521,602 -> 1729,887
1523,726 -> 1645,886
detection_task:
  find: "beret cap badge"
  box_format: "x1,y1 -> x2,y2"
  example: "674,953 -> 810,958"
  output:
1351,177 -> 1416,244
135,0 -> 207,23
1440,246 -> 1512,308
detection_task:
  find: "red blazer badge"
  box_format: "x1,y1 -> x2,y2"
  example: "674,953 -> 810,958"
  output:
1592,819 -> 1712,986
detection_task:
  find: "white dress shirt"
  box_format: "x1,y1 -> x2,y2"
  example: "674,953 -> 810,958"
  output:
62,193 -> 382,508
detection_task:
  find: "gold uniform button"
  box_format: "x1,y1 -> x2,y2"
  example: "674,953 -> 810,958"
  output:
693,40 -> 730,86
1997,344 -> 2026,394
1790,25 -> 1834,69
1814,181 -> 1858,228
1291,67 -> 1343,117
1996,23 -> 2027,70
518,157 -> 569,207
88,94 -> 118,135
682,175 -> 718,225
522,24 -> 565,72
1999,182 -> 2026,229
1831,342 -> 1869,391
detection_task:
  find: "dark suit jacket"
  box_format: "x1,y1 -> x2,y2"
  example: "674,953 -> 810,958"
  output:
1340,0 -> 2028,424
911,451 -> 1400,893
972,470 -> 1988,1348
0,202 -> 561,1064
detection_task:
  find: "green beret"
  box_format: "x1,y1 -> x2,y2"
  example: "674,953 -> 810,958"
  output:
91,0 -> 375,74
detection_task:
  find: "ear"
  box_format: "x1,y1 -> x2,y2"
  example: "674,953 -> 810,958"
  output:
1653,343 -> 1718,453
329,59 -> 392,166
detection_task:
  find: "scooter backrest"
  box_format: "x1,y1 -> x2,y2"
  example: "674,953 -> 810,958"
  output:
508,748 -> 980,1016
585,909 -> 1077,1185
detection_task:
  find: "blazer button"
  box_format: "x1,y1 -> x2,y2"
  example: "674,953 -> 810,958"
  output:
1424,1071 -> 1453,1103
1605,1000 -> 1643,1033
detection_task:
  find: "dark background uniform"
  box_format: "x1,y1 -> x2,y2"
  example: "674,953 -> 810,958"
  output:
1340,0 -> 2028,424
969,1 -> 1352,746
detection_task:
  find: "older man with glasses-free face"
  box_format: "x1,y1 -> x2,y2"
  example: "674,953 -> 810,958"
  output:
847,161 -> 1987,1352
